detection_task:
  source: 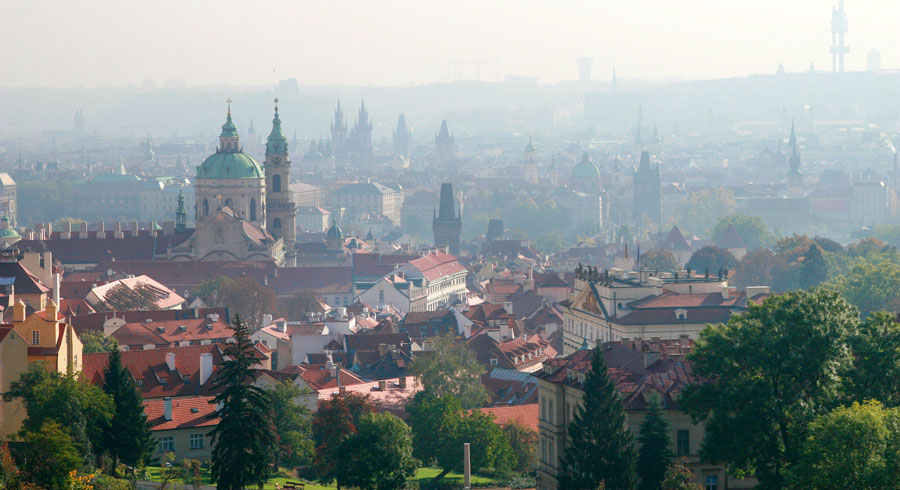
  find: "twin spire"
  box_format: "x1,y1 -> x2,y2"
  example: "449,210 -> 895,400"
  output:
219,97 -> 288,156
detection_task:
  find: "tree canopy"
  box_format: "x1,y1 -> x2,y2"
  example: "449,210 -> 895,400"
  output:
637,400 -> 674,490
407,334 -> 489,409
711,215 -> 774,250
640,249 -> 681,273
335,412 -> 418,490
685,246 -> 736,275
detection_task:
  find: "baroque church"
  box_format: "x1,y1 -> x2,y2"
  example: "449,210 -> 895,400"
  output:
167,99 -> 297,266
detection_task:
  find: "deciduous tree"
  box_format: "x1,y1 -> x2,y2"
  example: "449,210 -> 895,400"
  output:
680,290 -> 859,489
408,334 -> 489,409
23,422 -> 82,490
312,393 -> 374,485
266,380 -> 314,468
640,249 -> 680,273
335,412 -> 418,490
711,215 -> 774,250
685,246 -> 736,275
843,312 -> 900,407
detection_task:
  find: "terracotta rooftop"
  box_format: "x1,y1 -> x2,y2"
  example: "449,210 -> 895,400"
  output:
144,396 -> 218,431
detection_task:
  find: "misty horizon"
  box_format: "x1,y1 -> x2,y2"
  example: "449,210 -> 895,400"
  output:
3,0 -> 900,88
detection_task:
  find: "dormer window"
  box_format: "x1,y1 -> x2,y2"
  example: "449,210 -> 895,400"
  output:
136,379 -> 144,386
674,309 -> 688,320
159,377 -> 167,385
490,358 -> 498,366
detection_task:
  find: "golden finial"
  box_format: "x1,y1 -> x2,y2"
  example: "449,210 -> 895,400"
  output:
226,97 -> 232,116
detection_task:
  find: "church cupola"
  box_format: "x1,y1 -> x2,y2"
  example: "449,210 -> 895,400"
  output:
266,98 -> 288,156
219,98 -> 240,152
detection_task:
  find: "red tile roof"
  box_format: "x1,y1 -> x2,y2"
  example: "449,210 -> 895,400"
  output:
268,266 -> 353,296
478,403 -> 539,433
408,251 -> 465,282
291,363 -> 365,390
144,396 -> 218,431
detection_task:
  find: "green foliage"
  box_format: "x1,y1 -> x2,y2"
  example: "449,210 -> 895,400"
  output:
675,187 -> 736,236
101,349 -> 154,470
281,290 -> 321,320
824,261 -> 900,317
407,393 -> 516,484
16,180 -> 74,225
732,248 -> 779,289
22,422 -> 82,490
787,401 -> 900,490
221,277 -> 280,331
266,380 -> 314,468
799,245 -> 827,290
535,232 -> 566,255
843,312 -> 900,407
192,275 -> 236,304
660,460 -> 701,490
637,400 -> 673,490
335,412 -> 418,490
685,246 -> 736,274
639,249 -> 680,273
80,330 -> 119,354
312,392 -> 374,483
711,215 -> 774,250
208,315 -> 277,490
502,420 -> 537,473
408,334 -> 489,409
560,348 -> 636,490
618,224 -> 635,243
3,363 -> 113,467
680,290 -> 859,489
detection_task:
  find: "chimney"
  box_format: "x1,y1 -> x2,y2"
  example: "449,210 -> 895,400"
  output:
166,352 -> 176,371
52,272 -> 61,308
398,376 -> 407,389
499,319 -> 511,342
720,285 -> 729,300
45,300 -> 58,324
131,221 -> 139,236
503,301 -> 513,315
207,313 -> 219,323
262,313 -> 273,327
200,353 -> 213,385
378,380 -> 387,391
643,351 -> 661,368
163,397 -> 173,421
339,386 -> 347,395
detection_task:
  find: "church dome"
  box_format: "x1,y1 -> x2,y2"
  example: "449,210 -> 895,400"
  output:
571,152 -> 601,180
326,219 -> 343,240
197,151 -> 264,180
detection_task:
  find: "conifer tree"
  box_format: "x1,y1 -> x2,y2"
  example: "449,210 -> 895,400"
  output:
208,315 -> 277,490
560,347 -> 636,490
637,399 -> 673,490
102,349 -> 154,473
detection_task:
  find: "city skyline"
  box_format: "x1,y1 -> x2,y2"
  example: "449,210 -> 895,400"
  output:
3,0 -> 900,88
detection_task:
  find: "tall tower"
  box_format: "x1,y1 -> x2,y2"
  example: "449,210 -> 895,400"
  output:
576,57 -> 593,82
787,121 -> 803,189
831,0 -> 849,73
353,100 -> 373,163
265,98 -> 297,266
393,114 -> 412,157
632,150 -> 661,234
331,100 -> 347,159
435,120 -> 455,166
175,190 -> 187,233
522,137 -> 539,185
433,183 -> 462,256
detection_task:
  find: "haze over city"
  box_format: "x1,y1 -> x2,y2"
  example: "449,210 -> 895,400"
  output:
4,2 -> 900,490
3,0 -> 900,87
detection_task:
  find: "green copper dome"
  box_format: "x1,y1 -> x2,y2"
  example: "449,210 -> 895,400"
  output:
571,152 -> 601,180
197,151 -> 264,179
220,113 -> 238,138
326,219 -> 343,240
266,99 -> 288,156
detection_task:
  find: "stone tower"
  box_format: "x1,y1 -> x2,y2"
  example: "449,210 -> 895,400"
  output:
787,121 -> 803,190
522,137 -> 539,185
632,150 -> 661,233
393,114 -> 412,157
331,100 -> 347,160
435,120 -> 455,166
265,98 -> 297,266
433,183 -> 462,256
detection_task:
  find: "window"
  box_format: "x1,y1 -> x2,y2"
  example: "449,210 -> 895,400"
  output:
379,290 -> 385,303
548,400 -> 554,424
677,430 -> 690,456
158,436 -> 174,452
159,377 -> 168,385
190,433 -> 205,449
136,379 -> 144,386
31,330 -> 39,345
250,198 -> 257,221
490,358 -> 498,366
272,174 -> 282,193
202,199 -> 209,217
183,375 -> 191,383
273,217 -> 281,228
705,475 -> 718,490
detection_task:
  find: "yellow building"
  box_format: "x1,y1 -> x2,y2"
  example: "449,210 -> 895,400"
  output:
11,300 -> 83,375
0,325 -> 28,438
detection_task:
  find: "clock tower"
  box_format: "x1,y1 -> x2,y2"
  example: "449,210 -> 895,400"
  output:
265,98 -> 297,266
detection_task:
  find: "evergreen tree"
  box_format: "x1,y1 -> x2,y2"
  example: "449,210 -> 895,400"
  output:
102,349 -> 154,473
637,400 -> 673,490
560,348 -> 636,490
800,244 -> 827,289
208,315 -> 277,490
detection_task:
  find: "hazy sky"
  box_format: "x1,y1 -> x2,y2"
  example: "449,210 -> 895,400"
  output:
2,0 -> 898,88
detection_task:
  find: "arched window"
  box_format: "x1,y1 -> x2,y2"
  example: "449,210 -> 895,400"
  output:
215,227 -> 224,244
224,198 -> 233,209
250,199 -> 257,221
272,217 -> 281,228
202,199 -> 209,217
272,174 -> 282,193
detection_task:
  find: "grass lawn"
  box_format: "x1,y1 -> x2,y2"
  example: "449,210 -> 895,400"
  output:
144,466 -> 499,489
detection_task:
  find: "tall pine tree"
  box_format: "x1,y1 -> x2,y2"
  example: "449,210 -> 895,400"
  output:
208,315 -> 277,490
637,399 -> 673,490
560,347 -> 636,490
102,349 -> 154,473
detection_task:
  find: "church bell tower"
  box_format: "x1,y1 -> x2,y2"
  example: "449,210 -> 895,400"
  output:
265,98 -> 297,266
